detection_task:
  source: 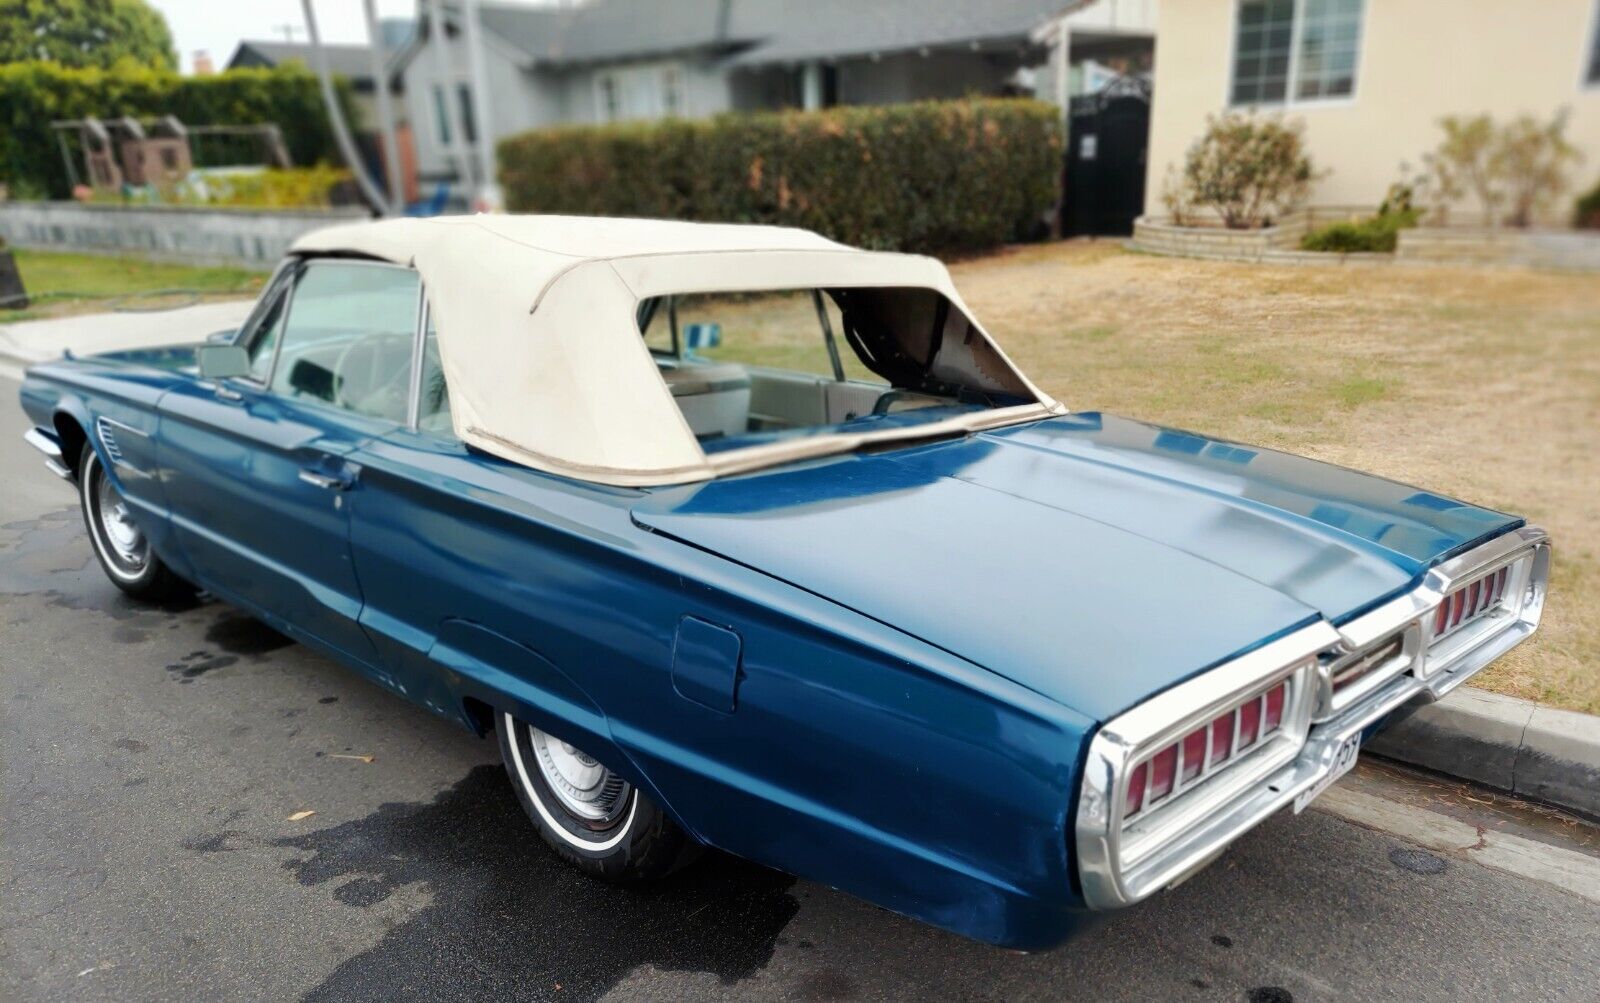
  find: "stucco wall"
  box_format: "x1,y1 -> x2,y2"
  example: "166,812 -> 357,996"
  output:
1146,0 -> 1600,220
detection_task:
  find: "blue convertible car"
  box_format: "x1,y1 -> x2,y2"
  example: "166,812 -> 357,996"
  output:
19,216 -> 1550,948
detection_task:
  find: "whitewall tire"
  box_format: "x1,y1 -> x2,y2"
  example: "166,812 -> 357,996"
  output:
496,711 -> 701,881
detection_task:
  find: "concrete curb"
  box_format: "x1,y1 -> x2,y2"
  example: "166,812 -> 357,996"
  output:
1368,686 -> 1600,819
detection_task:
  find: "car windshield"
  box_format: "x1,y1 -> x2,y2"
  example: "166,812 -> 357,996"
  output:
637,287 -> 1037,456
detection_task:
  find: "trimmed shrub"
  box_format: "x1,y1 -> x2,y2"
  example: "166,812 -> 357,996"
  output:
1301,207 -> 1420,253
1171,111 -> 1315,229
1573,177 -> 1600,230
0,61 -> 352,198
498,99 -> 1063,254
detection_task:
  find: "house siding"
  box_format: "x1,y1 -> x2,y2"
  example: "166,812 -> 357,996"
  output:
1145,0 -> 1600,221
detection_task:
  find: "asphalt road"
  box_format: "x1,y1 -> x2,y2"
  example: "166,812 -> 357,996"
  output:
3,374 -> 1598,1003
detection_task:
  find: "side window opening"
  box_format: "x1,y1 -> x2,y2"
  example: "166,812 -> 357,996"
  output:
244,282 -> 290,383
638,287 -> 1034,453
417,304 -> 454,437
268,261 -> 420,423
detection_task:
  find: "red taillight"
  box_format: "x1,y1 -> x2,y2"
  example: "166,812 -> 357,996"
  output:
1436,568 -> 1512,641
1148,746 -> 1177,803
1264,681 -> 1286,731
1238,697 -> 1262,748
1126,760 -> 1147,816
1125,680 -> 1293,822
1210,713 -> 1235,766
1181,728 -> 1207,783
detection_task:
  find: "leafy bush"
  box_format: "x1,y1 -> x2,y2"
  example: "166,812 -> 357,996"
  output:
1575,178 -> 1600,230
1424,111 -> 1581,227
498,99 -> 1063,254
1301,207 -> 1421,253
0,61 -> 352,199
1168,112 -> 1315,229
89,165 -> 352,209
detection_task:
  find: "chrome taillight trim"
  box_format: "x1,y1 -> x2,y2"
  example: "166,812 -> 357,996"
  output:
1075,525 -> 1551,911
1074,622 -> 1334,909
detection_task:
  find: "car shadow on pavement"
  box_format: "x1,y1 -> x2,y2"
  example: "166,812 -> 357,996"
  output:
273,764 -> 800,1002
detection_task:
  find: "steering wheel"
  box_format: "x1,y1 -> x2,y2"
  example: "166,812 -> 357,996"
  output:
872,390 -> 929,417
333,332 -> 412,414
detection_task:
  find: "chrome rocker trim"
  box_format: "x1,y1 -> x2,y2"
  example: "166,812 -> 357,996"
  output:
23,427 -> 72,480
1076,525 -> 1550,911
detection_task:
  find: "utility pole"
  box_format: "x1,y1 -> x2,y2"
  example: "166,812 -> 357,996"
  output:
362,0 -> 406,213
460,0 -> 503,211
300,0 -> 391,215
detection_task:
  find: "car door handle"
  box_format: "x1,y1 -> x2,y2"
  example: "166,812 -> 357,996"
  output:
298,468 -> 355,491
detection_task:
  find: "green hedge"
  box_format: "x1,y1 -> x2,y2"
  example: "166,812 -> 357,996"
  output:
1301,208 -> 1421,253
498,99 -> 1063,254
0,61 -> 352,198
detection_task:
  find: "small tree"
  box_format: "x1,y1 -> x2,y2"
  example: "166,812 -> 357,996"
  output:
1424,115 -> 1499,225
1493,111 -> 1581,228
1178,112 -> 1315,229
1424,111 -> 1581,227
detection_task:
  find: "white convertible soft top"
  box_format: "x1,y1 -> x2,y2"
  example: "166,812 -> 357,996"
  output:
291,215 -> 1059,485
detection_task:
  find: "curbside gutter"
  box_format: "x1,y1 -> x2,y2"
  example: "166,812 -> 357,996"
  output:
1368,686 -> 1600,820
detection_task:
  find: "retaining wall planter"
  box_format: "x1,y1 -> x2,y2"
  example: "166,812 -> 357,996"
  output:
1134,210 -> 1600,271
0,201 -> 371,268
1131,213 -> 1390,266
1397,227 -> 1600,272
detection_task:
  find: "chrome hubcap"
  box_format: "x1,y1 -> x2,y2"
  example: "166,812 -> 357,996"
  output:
528,725 -> 630,823
95,470 -> 148,569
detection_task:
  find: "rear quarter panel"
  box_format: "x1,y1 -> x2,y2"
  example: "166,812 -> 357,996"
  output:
348,431 -> 1097,948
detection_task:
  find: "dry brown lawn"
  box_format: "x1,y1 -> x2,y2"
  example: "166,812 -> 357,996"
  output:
950,242 -> 1600,714
673,242 -> 1598,711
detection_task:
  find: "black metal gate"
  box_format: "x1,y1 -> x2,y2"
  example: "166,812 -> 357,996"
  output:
1061,75 -> 1151,237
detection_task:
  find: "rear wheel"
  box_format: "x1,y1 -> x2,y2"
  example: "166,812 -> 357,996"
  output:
78,447 -> 190,601
496,711 -> 700,881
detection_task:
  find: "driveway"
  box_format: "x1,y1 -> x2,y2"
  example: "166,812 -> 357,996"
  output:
3,371 -> 1599,1002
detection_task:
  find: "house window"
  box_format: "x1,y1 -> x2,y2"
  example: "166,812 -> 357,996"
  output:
662,67 -> 683,116
456,83 -> 477,144
599,74 -> 621,121
432,85 -> 451,144
1230,0 -> 1364,106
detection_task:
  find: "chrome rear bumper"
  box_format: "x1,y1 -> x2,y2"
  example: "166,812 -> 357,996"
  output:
23,427 -> 72,480
1076,525 -> 1551,910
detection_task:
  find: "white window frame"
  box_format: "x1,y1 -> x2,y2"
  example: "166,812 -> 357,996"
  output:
1226,0 -> 1367,110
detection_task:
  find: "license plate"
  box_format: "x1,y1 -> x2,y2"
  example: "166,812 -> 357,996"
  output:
1293,734 -> 1360,814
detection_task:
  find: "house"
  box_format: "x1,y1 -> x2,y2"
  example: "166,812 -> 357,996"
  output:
395,0 -> 1156,186
227,19 -> 416,131
1145,0 -> 1600,222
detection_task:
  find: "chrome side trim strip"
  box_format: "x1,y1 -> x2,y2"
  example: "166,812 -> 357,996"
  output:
23,427 -> 72,480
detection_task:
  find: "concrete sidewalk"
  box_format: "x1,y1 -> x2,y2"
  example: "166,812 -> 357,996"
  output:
0,299 -> 253,380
